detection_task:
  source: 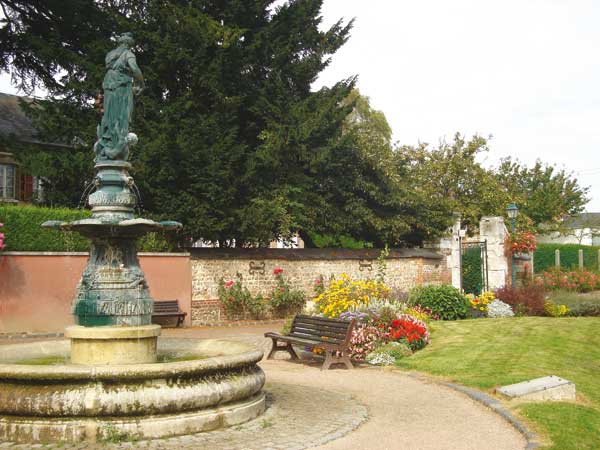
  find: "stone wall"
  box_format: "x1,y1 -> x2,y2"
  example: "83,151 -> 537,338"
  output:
190,248 -> 449,325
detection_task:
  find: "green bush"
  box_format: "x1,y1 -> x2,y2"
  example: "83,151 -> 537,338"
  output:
534,244 -> 600,273
0,204 -> 177,252
408,285 -> 469,320
0,204 -> 90,251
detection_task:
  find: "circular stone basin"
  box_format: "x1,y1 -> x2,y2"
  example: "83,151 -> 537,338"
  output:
0,338 -> 265,443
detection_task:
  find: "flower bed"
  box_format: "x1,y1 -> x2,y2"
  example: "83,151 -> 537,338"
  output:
535,269 -> 600,293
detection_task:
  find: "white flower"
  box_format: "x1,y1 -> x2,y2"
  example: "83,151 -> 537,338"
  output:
487,299 -> 514,318
365,352 -> 395,366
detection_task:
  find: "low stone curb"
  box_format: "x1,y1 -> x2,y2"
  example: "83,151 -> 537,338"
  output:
192,319 -> 285,327
405,372 -> 541,449
0,382 -> 369,450
0,332 -> 64,340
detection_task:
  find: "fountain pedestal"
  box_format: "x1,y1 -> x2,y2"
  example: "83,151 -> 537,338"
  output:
66,324 -> 161,364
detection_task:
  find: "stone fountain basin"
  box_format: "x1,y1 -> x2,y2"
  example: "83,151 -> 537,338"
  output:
0,338 -> 266,443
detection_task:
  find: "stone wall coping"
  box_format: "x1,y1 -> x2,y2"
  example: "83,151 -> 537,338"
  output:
188,247 -> 443,261
2,251 -> 190,257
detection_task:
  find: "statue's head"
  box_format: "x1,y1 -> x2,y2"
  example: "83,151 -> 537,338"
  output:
117,32 -> 134,47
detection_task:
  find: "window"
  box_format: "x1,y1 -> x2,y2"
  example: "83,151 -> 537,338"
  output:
0,164 -> 16,199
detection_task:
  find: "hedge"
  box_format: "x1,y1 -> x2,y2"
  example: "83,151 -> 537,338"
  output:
462,247 -> 483,295
0,204 -> 176,252
534,243 -> 600,273
0,204 -> 91,251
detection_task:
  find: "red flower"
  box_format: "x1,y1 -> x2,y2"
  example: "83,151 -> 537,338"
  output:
273,268 -> 283,275
224,280 -> 234,288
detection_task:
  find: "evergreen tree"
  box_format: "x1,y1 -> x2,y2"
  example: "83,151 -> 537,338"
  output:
1,1 -> 453,246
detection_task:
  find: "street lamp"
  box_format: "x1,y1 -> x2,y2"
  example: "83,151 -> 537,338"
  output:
506,203 -> 519,287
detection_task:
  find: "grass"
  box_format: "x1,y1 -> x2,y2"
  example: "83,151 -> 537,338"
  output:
396,317 -> 600,450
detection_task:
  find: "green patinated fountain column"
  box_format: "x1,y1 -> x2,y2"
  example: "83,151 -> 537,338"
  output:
43,33 -> 180,337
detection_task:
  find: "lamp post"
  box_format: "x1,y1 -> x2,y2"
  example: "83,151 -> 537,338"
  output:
507,203 -> 519,287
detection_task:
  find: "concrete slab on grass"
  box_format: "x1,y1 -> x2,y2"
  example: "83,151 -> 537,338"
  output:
497,375 -> 575,401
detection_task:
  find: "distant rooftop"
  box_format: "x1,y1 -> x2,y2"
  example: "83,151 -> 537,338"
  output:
0,92 -> 36,140
562,212 -> 600,229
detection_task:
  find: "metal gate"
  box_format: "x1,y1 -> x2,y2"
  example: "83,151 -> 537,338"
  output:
460,240 -> 489,294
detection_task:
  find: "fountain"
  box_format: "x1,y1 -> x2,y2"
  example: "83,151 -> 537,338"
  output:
0,33 -> 265,444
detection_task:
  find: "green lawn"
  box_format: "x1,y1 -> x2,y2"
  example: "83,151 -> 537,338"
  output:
396,317 -> 600,450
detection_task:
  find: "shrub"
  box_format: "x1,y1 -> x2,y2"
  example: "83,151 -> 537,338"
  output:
269,268 -> 306,317
408,285 -> 469,320
486,299 -> 514,318
0,204 -> 90,251
544,301 -> 569,317
0,204 -> 176,252
567,303 -> 600,317
218,274 -> 266,320
494,285 -> 545,316
314,274 -> 390,318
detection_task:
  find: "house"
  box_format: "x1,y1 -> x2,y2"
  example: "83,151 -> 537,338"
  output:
537,213 -> 600,246
0,92 -> 45,202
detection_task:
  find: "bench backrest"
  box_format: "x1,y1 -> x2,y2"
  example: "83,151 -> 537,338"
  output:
289,314 -> 355,348
153,300 -> 182,313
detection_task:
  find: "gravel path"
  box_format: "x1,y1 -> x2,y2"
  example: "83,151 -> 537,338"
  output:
0,324 -> 527,450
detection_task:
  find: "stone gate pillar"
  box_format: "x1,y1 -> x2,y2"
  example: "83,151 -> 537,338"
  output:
479,216 -> 509,290
437,217 -> 462,289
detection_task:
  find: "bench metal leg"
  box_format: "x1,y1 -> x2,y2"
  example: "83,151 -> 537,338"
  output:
267,338 -> 299,360
321,351 -> 353,370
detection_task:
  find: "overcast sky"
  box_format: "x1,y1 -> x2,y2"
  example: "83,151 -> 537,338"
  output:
2,0 -> 599,210
314,0 -> 600,211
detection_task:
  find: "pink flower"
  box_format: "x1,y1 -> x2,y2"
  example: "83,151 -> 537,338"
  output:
224,280 -> 234,288
314,279 -> 321,285
273,268 -> 283,275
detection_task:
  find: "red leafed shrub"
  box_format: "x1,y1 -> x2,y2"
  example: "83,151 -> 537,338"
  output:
494,285 -> 545,316
389,314 -> 429,351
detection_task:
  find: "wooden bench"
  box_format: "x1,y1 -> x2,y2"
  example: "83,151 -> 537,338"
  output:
264,314 -> 356,370
152,300 -> 187,328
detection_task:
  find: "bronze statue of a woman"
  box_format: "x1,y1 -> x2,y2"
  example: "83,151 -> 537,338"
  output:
94,32 -> 144,162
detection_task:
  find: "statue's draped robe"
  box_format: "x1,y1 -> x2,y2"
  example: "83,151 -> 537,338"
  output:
97,47 -> 136,160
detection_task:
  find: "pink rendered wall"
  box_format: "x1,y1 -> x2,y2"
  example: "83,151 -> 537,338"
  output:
0,253 -> 191,333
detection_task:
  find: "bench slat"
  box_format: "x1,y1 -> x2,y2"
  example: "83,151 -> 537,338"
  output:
294,314 -> 351,323
293,315 -> 350,328
292,321 -> 349,333
289,327 -> 347,341
152,300 -> 186,328
264,333 -> 342,350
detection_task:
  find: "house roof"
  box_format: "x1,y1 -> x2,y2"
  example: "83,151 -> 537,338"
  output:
0,93 -> 36,140
562,213 -> 600,229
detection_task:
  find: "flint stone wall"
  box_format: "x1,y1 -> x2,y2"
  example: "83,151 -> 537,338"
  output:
190,248 -> 449,325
